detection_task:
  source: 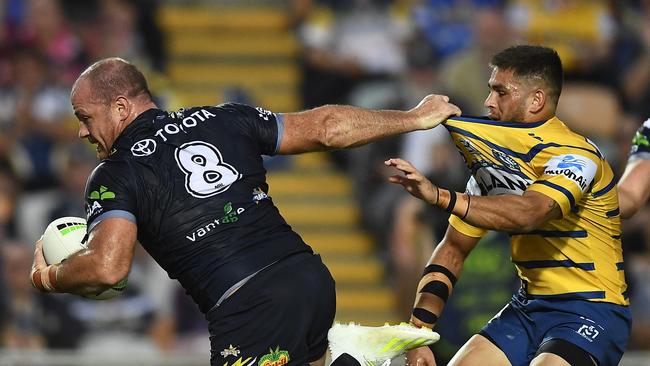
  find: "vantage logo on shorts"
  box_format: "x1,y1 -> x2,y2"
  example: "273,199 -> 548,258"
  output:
544,154 -> 596,192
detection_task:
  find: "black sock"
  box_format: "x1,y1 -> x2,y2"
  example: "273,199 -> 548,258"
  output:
330,353 -> 361,366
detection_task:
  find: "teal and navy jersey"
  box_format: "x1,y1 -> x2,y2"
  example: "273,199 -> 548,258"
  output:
629,118 -> 650,161
444,115 -> 627,305
83,104 -> 311,313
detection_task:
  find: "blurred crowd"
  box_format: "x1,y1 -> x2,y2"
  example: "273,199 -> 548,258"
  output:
1,0 -> 650,362
0,0 -> 209,359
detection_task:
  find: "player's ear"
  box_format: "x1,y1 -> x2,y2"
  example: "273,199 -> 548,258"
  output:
114,96 -> 131,122
529,89 -> 545,114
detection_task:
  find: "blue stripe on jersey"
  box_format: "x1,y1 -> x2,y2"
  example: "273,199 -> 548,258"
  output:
525,291 -> 606,300
606,208 -> 620,217
592,177 -> 615,198
527,229 -> 588,237
88,210 -> 137,232
445,125 -> 601,163
446,115 -> 548,128
616,262 -> 625,270
514,260 -> 595,270
535,180 -> 576,208
274,113 -> 285,155
612,235 -> 621,240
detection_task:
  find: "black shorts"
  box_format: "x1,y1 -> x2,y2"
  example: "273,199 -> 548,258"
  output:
207,252 -> 336,366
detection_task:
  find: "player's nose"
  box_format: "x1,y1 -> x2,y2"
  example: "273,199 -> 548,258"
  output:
484,92 -> 496,109
78,122 -> 89,139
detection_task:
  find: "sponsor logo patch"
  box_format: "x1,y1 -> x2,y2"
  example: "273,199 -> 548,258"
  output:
89,185 -> 116,200
86,200 -> 103,217
131,138 -> 157,157
258,347 -> 290,366
185,202 -> 245,242
544,154 -> 596,192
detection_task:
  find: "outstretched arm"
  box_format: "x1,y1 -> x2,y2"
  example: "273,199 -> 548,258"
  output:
385,158 -> 562,232
618,159 -> 650,219
277,94 -> 461,154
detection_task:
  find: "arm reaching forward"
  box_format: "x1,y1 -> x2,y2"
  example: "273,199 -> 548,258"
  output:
385,158 -> 562,232
277,94 -> 461,154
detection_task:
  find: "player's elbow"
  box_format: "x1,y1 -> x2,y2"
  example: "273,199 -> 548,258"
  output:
618,186 -> 641,219
321,113 -> 354,149
507,207 -> 548,232
95,261 -> 130,287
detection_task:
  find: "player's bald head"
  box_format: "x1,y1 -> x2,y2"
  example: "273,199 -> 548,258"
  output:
72,57 -> 152,105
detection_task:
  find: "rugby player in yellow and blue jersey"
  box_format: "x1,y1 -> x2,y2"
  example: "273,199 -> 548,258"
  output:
387,45 -> 630,366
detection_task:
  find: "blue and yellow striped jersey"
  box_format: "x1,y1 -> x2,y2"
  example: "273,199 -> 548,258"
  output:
444,116 -> 627,306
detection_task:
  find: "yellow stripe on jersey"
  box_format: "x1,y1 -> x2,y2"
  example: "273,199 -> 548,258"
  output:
444,116 -> 627,305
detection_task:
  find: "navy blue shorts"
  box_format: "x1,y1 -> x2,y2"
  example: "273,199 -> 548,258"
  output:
480,290 -> 631,366
207,252 -> 336,366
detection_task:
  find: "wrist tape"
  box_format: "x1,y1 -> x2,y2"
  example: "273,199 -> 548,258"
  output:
411,264 -> 457,328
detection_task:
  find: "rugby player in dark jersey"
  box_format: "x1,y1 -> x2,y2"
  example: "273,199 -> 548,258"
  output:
618,118 -> 650,218
29,57 -> 460,366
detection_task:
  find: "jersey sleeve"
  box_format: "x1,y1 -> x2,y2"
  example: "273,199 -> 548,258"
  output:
84,161 -> 138,232
448,176 -> 488,238
527,152 -> 598,216
214,103 -> 283,156
629,118 -> 650,162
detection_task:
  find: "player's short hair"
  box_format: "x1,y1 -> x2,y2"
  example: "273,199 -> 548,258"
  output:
490,45 -> 564,105
77,57 -> 152,104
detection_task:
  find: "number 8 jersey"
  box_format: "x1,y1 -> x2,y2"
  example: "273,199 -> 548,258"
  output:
83,104 -> 312,313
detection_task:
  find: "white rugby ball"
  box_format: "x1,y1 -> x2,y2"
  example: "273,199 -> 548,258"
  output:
42,216 -> 88,265
42,216 -> 127,300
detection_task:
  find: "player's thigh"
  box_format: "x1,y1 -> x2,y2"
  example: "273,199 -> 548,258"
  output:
448,334 -> 512,366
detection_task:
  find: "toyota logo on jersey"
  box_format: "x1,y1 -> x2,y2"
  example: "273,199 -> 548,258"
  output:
131,139 -> 157,156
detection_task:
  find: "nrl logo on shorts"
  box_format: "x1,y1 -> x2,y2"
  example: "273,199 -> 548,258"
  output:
131,138 -> 157,157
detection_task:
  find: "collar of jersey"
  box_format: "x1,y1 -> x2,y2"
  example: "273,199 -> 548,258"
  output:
112,108 -> 163,148
445,115 -> 551,128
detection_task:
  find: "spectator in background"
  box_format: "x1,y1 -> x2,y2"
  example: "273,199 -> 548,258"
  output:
621,0 -> 650,121
0,170 -> 18,240
48,143 -> 98,221
0,48 -> 77,243
296,0 -> 411,109
21,0 -> 85,86
411,0 -> 506,63
0,48 -> 76,192
506,0 -> 615,80
439,6 -> 514,115
295,0 -> 414,246
1,241 -> 45,349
